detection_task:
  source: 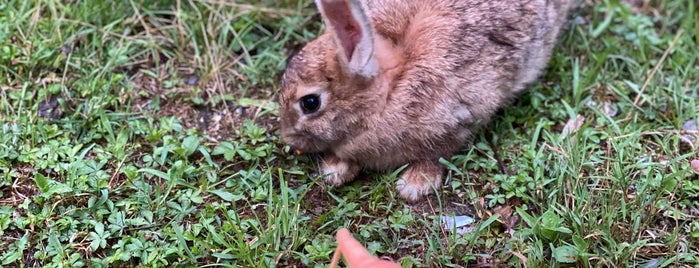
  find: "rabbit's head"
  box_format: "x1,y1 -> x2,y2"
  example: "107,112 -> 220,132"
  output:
279,0 -> 385,153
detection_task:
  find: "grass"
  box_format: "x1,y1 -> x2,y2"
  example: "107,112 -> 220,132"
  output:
1,0 -> 698,267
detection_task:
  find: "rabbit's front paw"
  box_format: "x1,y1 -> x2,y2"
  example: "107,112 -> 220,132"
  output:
322,155 -> 360,186
396,161 -> 443,201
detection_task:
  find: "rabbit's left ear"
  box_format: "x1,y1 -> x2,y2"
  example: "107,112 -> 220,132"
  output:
316,0 -> 378,79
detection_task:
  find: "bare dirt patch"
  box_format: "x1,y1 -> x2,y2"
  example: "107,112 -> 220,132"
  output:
0,165 -> 39,207
124,59 -> 278,141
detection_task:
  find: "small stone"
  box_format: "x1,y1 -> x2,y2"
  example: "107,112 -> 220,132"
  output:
186,75 -> 200,86
639,258 -> 662,268
680,119 -> 697,144
60,44 -> 72,55
604,101 -> 620,117
234,106 -> 246,116
680,135 -> 695,144
682,119 -> 697,131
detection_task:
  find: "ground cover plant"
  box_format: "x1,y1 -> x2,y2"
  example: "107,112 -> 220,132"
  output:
1,0 -> 698,267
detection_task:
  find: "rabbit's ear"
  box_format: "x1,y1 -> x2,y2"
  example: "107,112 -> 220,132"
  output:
316,0 -> 378,79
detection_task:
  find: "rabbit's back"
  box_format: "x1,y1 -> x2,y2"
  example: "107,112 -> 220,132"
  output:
365,0 -> 571,94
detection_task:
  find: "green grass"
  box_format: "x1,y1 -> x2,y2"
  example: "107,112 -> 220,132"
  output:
1,0 -> 698,267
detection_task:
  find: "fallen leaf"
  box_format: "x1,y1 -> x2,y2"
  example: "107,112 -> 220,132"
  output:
561,114 -> 585,138
37,95 -> 62,119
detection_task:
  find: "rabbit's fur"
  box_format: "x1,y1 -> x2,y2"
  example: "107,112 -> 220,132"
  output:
279,0 -> 574,201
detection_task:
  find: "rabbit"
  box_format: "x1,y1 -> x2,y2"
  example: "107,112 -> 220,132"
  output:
279,0 -> 574,201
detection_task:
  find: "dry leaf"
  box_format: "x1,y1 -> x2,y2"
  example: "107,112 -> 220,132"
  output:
561,114 -> 585,138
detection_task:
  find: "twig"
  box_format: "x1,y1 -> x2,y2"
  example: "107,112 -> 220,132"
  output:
624,29 -> 684,121
128,0 -> 163,56
193,0 -> 311,17
486,134 -> 508,176
108,156 -> 128,190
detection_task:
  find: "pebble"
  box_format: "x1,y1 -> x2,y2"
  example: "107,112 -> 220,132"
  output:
680,119 -> 697,144
186,75 -> 200,86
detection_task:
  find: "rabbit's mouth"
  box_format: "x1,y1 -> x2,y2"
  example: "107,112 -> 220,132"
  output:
282,132 -> 329,154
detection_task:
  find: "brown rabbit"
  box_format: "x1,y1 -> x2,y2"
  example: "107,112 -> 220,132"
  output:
279,0 -> 574,201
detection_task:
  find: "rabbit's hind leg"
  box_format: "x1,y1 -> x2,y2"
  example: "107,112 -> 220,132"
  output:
395,160 -> 444,202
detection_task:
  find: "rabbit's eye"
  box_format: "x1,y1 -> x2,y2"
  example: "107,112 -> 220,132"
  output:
300,94 -> 321,114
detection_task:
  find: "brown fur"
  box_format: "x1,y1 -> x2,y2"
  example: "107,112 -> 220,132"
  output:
280,0 -> 574,201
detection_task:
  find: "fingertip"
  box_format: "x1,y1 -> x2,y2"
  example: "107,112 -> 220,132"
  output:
335,228 -> 403,268
336,228 -> 351,240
